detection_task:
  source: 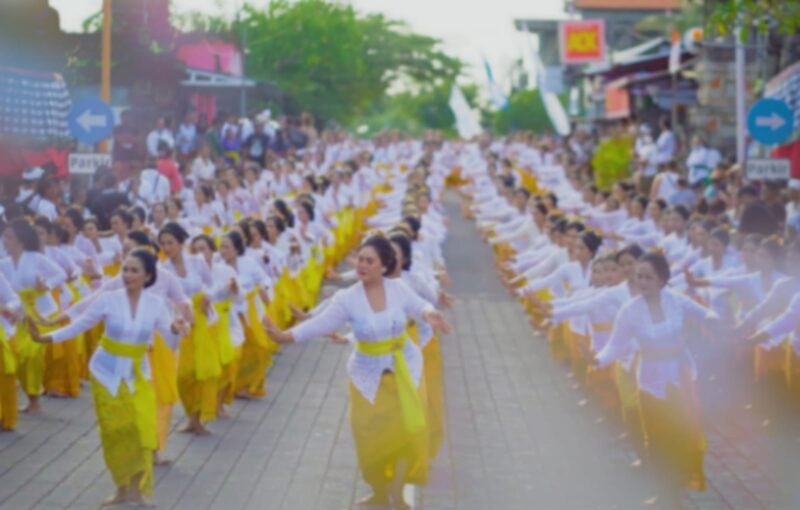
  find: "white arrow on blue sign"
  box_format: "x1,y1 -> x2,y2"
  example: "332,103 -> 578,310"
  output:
746,98 -> 794,146
67,97 -> 115,145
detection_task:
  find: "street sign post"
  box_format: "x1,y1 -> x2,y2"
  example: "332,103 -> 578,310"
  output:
745,158 -> 791,181
67,96 -> 115,145
68,153 -> 112,175
746,98 -> 794,146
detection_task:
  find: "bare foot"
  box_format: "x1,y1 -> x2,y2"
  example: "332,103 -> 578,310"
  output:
45,391 -> 69,398
356,493 -> 389,507
217,406 -> 230,419
127,493 -> 156,508
101,489 -> 128,507
179,421 -> 210,436
153,453 -> 172,466
20,403 -> 41,415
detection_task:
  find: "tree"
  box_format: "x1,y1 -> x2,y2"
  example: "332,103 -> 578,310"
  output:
490,89 -> 565,135
706,0 -> 800,42
183,0 -> 463,125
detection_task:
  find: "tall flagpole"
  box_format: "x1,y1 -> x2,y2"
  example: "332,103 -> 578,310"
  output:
100,0 -> 112,153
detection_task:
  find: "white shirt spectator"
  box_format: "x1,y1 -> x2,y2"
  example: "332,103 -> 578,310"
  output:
175,122 -> 197,156
137,168 -> 171,207
191,156 -> 216,182
146,128 -> 174,158
655,129 -> 676,164
686,145 -> 721,186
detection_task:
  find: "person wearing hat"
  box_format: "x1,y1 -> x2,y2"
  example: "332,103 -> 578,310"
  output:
16,166 -> 45,215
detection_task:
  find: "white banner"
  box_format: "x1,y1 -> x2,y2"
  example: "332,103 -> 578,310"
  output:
745,158 -> 791,180
69,153 -> 112,175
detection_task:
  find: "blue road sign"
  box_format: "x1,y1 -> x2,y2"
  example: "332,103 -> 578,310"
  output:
68,96 -> 115,145
747,98 -> 794,146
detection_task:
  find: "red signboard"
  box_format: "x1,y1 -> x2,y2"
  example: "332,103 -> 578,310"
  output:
559,20 -> 607,65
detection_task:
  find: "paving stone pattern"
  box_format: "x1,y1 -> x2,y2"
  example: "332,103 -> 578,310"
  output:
1,197 -> 798,509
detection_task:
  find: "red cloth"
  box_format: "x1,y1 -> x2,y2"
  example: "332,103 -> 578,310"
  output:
157,157 -> 183,193
0,141 -> 68,178
772,139 -> 800,180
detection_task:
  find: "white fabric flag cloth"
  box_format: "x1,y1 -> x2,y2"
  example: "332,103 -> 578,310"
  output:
531,50 -> 571,137
448,85 -> 482,139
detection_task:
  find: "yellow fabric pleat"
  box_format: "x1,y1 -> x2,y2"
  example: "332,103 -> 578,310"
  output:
190,294 -> 221,380
215,300 -> 235,366
355,336 -> 426,434
245,290 -> 269,349
17,289 -> 47,396
0,326 -> 16,375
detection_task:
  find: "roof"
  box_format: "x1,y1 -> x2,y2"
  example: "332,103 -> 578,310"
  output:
573,0 -> 681,9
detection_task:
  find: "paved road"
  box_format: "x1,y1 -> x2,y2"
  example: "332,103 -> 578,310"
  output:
1,196 -> 798,509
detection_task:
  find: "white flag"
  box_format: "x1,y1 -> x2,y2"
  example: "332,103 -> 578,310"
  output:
669,32 -> 681,74
448,85 -> 482,139
531,50 -> 571,136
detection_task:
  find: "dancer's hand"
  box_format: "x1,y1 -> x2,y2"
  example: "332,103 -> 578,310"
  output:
438,291 -> 455,309
26,316 -> 52,344
423,309 -> 452,335
263,316 -> 293,343
326,333 -> 349,345
289,304 -> 310,322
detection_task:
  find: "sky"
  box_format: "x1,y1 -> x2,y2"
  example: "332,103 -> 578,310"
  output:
49,0 -> 566,90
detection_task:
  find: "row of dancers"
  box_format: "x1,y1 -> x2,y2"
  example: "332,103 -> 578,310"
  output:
450,137 -> 800,494
0,139 -> 455,509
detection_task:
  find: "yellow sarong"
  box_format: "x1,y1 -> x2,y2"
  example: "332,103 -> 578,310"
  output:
93,336 -> 156,495
16,289 -> 46,396
355,335 -> 426,434
0,327 -> 17,430
177,293 -> 221,423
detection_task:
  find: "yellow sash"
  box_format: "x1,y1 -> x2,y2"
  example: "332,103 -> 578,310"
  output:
17,289 -> 49,362
355,335 -> 426,434
214,299 -> 236,366
0,326 -> 15,375
245,289 -> 269,348
99,336 -> 157,450
592,322 -> 613,333
191,293 -> 222,380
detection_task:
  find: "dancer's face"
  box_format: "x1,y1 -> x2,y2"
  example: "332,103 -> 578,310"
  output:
356,246 -> 385,282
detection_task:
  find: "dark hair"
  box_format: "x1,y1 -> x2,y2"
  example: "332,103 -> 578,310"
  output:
128,248 -> 158,288
360,236 -> 397,275
267,215 -> 286,234
403,215 -> 421,234
533,203 -> 548,216
566,221 -> 585,233
252,219 -> 270,242
273,199 -> 295,228
63,207 -> 85,231
640,252 -> 671,283
192,234 -> 217,253
110,207 -> 133,228
633,195 -> 649,211
298,200 -> 315,221
654,198 -> 668,211
389,234 -> 412,271
617,243 -> 645,262
34,216 -> 53,234
127,230 -> 154,249
672,205 -> 690,222
158,222 -> 190,244
197,183 -> 215,202
6,219 -> 40,251
52,223 -> 69,244
710,227 -> 730,246
580,231 -> 602,257
129,206 -> 147,225
546,193 -> 558,207
225,231 -> 246,256
304,175 -> 319,193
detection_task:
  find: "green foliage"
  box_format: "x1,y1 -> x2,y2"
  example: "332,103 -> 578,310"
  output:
591,136 -> 633,191
352,82 -> 481,137
707,0 -> 800,42
183,0 -> 462,125
490,89 -> 565,135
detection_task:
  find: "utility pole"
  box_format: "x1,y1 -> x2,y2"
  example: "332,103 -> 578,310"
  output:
239,3 -> 247,117
100,0 -> 112,153
735,24 -> 747,164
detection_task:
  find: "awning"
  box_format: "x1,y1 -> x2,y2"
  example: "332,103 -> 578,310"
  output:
181,68 -> 256,88
0,66 -> 71,141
